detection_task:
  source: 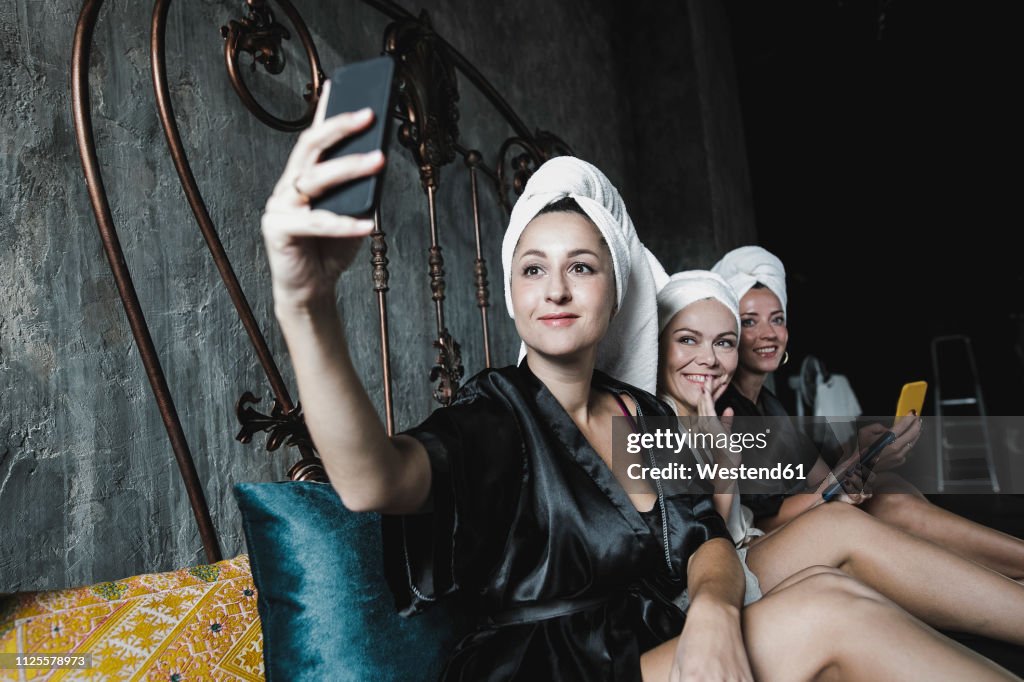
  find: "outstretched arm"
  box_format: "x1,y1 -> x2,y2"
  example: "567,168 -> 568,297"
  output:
264,81 -> 430,514
274,301 -> 430,513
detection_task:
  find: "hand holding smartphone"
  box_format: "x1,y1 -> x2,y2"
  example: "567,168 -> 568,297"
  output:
260,56 -> 394,311
312,56 -> 396,218
821,430 -> 897,502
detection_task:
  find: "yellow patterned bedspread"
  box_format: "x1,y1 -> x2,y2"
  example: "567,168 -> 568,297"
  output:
0,555 -> 263,681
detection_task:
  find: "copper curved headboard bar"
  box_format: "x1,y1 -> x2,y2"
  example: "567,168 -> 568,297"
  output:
151,0 -> 323,483
73,0 -> 575,559
466,150 -> 492,369
72,0 -> 222,564
369,208 -> 396,436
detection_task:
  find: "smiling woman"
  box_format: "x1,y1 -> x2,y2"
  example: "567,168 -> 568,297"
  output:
735,284 -> 789,388
510,200 -> 617,360
655,270 -> 758,548
659,297 -> 739,413
264,148 -> 751,679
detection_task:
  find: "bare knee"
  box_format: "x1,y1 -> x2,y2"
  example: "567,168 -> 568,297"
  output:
862,489 -> 921,520
789,565 -> 847,581
868,471 -> 925,497
802,498 -> 876,534
744,573 -> 896,679
752,572 -> 895,642
765,564 -> 847,596
797,570 -> 890,605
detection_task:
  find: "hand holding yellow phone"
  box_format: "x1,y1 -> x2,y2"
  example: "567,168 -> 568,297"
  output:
896,381 -> 928,417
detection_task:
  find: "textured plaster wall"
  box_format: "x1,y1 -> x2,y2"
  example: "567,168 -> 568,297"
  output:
0,0 -> 752,590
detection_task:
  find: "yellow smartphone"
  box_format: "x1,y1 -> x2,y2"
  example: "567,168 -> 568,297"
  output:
895,381 -> 928,417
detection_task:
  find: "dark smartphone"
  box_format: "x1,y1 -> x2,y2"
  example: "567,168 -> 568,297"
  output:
821,430 -> 896,502
311,55 -> 395,218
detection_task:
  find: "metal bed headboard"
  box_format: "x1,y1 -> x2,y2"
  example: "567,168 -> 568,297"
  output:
71,0 -> 572,564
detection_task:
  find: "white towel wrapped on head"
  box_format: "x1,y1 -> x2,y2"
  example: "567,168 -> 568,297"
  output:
501,156 -> 661,393
657,270 -> 740,335
711,245 -> 787,314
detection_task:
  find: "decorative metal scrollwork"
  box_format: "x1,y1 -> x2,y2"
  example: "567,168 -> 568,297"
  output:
223,1 -> 288,74
235,391 -> 314,452
428,244 -> 446,302
287,457 -> 328,483
473,257 -> 489,309
430,329 -> 464,406
496,131 -> 574,210
385,11 -> 460,188
221,0 -> 324,132
371,228 -> 390,293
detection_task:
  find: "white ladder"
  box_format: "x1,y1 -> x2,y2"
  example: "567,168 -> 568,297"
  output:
931,335 -> 1000,492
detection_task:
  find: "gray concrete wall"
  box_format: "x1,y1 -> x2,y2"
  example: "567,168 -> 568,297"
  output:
0,0 -> 753,590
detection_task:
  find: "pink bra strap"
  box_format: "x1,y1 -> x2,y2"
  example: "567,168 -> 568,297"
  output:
611,392 -> 639,433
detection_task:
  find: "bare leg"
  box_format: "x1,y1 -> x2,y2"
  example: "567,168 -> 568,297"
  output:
862,472 -> 1024,580
745,502 -> 1024,645
640,568 -> 1016,681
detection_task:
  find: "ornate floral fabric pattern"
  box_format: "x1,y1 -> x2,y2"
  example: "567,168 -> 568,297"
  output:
0,555 -> 262,681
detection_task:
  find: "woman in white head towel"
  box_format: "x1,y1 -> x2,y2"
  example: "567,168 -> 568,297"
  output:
259,82 -> 1017,680
654,268 -> 1024,658
711,245 -> 1024,582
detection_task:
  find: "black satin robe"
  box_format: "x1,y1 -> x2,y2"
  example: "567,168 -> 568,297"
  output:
382,360 -> 729,681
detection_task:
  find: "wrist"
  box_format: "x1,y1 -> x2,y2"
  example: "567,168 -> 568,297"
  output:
274,291 -> 338,323
274,295 -> 347,351
686,593 -> 741,621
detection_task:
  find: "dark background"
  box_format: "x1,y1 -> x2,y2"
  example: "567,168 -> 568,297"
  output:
726,9 -> 1024,668
724,0 -> 1023,417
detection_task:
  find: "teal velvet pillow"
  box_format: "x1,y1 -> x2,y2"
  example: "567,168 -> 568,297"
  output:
234,481 -> 471,682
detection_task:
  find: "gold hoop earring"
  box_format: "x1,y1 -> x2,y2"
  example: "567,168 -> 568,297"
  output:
781,351 -> 790,366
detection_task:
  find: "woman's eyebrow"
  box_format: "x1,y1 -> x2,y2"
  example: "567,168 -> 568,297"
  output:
671,327 -> 702,336
717,330 -> 738,338
518,248 -> 599,260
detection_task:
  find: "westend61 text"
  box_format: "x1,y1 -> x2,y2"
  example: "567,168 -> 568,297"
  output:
624,427 -> 769,455
627,462 -> 807,482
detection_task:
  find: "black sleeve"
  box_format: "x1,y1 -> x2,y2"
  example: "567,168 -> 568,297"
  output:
381,395 -> 524,616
